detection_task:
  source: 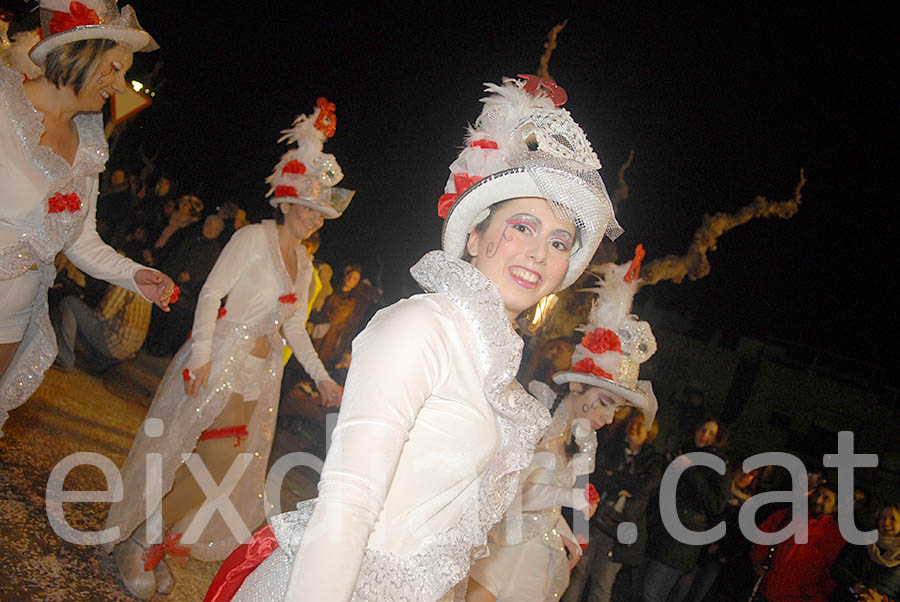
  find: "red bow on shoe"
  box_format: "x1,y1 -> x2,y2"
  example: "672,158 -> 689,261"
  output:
143,533 -> 190,571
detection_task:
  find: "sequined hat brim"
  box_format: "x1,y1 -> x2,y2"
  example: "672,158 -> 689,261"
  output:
441,167 -> 607,290
30,25 -> 153,66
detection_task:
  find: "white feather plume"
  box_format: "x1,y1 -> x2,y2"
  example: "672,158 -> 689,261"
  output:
582,262 -> 639,330
277,109 -> 327,162
464,78 -> 555,159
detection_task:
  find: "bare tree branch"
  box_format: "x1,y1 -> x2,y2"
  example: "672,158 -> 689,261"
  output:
537,20 -> 568,80
639,170 -> 807,286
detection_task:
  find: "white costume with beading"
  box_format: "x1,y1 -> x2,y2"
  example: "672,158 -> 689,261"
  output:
0,65 -> 149,435
104,221 -> 331,560
469,382 -> 597,602
232,250 -> 551,602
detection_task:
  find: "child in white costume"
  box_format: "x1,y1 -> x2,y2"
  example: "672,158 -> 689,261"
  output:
204,77 -> 624,602
104,99 -> 351,600
467,251 -> 659,602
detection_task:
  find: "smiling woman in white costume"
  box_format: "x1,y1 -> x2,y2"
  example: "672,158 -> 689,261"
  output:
205,76 -> 623,602
0,0 -> 174,435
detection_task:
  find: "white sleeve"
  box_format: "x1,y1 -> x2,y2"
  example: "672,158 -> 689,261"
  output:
186,227 -> 255,369
285,297 -> 450,601
282,270 -> 331,384
520,465 -> 588,512
64,175 -> 152,296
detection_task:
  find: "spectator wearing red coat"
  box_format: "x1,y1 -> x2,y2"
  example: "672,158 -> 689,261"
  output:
750,484 -> 847,602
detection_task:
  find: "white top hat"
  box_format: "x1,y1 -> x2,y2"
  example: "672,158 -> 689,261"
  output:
552,246 -> 659,423
266,98 -> 354,219
439,76 -> 623,289
30,0 -> 157,66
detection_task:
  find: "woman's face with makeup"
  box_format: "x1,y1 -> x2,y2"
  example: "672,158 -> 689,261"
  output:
466,197 -> 575,320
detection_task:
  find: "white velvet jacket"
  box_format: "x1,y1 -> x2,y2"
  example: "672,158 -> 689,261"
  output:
0,66 -> 148,430
234,251 -> 552,602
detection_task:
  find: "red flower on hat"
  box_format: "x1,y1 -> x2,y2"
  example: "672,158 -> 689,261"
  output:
469,139 -> 498,150
274,185 -> 298,198
314,97 -> 337,138
437,172 -> 483,219
49,2 -> 100,34
278,293 -> 297,304
282,160 -> 306,175
48,192 -> 81,214
624,244 -> 645,283
572,358 -> 614,380
517,73 -> 568,106
581,328 -> 621,355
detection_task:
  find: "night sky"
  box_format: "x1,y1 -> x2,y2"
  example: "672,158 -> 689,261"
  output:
114,3 -> 893,384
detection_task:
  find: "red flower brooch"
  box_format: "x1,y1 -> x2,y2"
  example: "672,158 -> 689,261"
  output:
572,358 -> 614,380
585,483 -> 600,505
581,328 -> 621,355
278,293 -> 297,304
48,192 -> 82,214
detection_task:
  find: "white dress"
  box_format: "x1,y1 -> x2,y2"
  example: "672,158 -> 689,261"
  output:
0,65 -> 150,435
104,221 -> 332,561
232,250 -> 552,602
468,382 -> 597,602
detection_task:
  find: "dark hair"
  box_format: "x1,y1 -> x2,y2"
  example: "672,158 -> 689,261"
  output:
461,199 -> 513,262
44,38 -> 118,96
273,204 -> 285,225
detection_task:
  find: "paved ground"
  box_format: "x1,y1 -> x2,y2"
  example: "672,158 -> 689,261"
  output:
0,351 -> 323,602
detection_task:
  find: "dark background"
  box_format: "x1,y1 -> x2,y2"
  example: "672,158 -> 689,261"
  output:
111,2 -> 893,382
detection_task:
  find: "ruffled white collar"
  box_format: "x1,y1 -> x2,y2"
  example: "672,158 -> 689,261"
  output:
410,250 -> 524,417
0,65 -> 108,185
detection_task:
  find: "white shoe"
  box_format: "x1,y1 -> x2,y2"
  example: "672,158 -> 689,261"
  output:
155,559 -> 174,595
113,523 -> 157,600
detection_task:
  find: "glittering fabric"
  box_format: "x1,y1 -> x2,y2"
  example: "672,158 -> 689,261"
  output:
104,224 -> 311,561
234,251 -> 551,602
0,65 -> 110,433
477,382 -> 598,602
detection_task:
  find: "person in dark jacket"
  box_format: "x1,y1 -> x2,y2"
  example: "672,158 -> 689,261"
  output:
830,502 -> 900,602
562,408 -> 665,602
639,418 -> 730,602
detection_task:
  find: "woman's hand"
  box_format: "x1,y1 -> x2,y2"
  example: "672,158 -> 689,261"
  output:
135,269 -> 175,311
583,500 -> 599,520
561,535 -> 582,570
317,379 -> 342,407
185,362 -> 211,396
